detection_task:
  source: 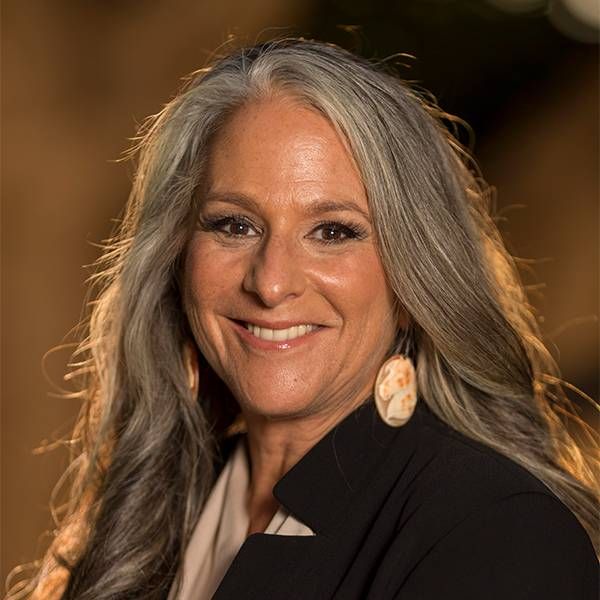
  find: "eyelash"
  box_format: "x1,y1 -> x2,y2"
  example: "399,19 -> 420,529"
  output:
199,214 -> 258,238
314,220 -> 367,243
198,213 -> 368,245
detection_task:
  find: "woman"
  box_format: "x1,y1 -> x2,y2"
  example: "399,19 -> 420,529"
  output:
9,38 -> 598,599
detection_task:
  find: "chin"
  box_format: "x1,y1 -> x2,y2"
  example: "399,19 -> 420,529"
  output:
238,390 -> 323,421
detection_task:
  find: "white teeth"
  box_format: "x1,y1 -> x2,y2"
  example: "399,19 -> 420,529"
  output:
272,328 -> 288,341
244,323 -> 316,341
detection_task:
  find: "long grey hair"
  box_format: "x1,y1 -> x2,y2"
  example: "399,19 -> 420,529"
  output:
8,38 -> 599,600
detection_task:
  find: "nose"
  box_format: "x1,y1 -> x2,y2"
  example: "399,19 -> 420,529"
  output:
242,235 -> 307,307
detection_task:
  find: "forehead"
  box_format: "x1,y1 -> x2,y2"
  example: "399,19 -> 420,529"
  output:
205,96 -> 367,212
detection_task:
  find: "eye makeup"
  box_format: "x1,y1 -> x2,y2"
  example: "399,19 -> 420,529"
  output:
198,213 -> 261,237
309,220 -> 368,244
197,212 -> 369,245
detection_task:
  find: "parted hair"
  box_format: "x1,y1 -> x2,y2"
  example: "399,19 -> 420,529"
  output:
7,37 -> 598,600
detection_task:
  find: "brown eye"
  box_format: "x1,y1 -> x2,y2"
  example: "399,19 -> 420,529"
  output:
226,220 -> 251,236
200,215 -> 260,238
321,225 -> 345,241
311,221 -> 364,244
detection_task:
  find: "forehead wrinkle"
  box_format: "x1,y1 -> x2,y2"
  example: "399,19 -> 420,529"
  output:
201,192 -> 371,223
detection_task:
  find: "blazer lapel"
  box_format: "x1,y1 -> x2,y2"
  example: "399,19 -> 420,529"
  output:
213,399 -> 427,599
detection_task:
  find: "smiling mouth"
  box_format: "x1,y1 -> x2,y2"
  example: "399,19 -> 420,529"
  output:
240,321 -> 319,342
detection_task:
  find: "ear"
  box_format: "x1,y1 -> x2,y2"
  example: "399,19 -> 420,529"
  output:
182,340 -> 199,396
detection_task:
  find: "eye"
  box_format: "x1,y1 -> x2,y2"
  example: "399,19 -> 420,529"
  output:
199,214 -> 260,238
221,218 -> 254,236
310,221 -> 367,244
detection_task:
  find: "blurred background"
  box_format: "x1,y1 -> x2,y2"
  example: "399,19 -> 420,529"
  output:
2,0 -> 598,588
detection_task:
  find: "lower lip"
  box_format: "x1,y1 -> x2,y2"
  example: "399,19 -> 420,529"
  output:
229,319 -> 324,351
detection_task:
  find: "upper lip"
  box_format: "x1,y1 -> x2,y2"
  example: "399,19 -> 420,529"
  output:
230,317 -> 323,329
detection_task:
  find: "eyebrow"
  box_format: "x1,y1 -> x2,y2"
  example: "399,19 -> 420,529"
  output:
202,191 -> 371,222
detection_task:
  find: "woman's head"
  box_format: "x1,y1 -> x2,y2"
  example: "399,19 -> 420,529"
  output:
120,38 -> 533,423
182,95 -> 399,422
12,37 -> 597,600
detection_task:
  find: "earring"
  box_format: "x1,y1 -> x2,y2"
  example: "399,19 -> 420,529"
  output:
182,340 -> 199,396
374,354 -> 417,427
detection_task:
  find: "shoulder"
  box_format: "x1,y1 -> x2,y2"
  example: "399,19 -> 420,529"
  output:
392,402 -> 596,558
380,405 -> 599,598
408,403 -> 557,506
391,493 -> 599,599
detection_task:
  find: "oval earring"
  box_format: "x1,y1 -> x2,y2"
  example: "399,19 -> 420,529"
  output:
374,354 -> 417,427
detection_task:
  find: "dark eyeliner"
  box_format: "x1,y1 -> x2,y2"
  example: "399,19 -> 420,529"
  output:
197,213 -> 259,235
313,219 -> 368,244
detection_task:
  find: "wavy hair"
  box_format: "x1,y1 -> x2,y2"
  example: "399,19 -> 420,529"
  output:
7,37 -> 599,600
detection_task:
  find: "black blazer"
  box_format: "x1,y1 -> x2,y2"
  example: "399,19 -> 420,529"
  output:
212,399 -> 598,599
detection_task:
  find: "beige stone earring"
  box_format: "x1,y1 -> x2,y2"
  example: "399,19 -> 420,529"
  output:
374,354 -> 417,427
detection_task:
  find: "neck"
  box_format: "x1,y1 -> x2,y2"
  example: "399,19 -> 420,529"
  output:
242,394 -> 369,535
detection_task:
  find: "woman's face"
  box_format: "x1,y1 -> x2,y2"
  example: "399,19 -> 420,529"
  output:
184,96 -> 398,420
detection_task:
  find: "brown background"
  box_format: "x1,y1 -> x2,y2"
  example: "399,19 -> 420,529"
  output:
2,0 -> 598,589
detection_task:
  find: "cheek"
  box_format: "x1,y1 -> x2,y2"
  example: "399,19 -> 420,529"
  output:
311,248 -> 394,320
183,239 -> 236,323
